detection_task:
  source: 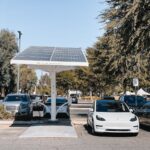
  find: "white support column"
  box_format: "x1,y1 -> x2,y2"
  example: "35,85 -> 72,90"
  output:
50,71 -> 57,121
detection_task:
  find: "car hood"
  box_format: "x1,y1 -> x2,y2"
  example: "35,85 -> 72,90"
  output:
3,101 -> 25,106
95,112 -> 136,122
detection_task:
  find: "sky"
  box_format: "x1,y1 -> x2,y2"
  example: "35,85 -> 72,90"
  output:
0,0 -> 108,51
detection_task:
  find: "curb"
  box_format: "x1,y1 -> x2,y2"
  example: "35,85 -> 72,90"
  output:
0,120 -> 45,125
0,120 -> 87,125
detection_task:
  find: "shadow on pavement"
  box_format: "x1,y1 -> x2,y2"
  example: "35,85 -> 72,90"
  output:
10,124 -> 30,127
140,124 -> 150,132
10,115 -> 71,127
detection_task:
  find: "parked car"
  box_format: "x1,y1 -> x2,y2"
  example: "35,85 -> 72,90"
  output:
30,94 -> 43,111
87,100 -> 139,136
30,94 -> 43,103
70,94 -> 78,104
44,97 -> 69,118
136,101 -> 150,126
146,95 -> 150,101
102,96 -> 115,100
119,95 -> 147,112
3,93 -> 32,118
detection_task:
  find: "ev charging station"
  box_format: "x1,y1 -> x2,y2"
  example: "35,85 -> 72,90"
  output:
11,46 -> 88,121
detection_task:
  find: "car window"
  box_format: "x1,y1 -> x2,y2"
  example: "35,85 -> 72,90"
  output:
46,98 -> 67,106
30,95 -> 42,100
124,96 -> 135,105
143,104 -> 150,109
96,101 -> 129,112
30,95 -> 37,100
124,95 -> 146,106
103,96 -> 115,100
5,95 -> 28,102
70,94 -> 78,98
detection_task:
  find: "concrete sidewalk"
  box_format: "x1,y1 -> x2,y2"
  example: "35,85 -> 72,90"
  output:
19,125 -> 78,138
0,119 -> 78,138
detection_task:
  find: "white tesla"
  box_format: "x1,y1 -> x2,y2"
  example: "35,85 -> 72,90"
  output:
87,100 -> 139,136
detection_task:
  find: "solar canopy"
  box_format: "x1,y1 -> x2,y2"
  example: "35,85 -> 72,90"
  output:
11,46 -> 88,121
11,46 -> 88,70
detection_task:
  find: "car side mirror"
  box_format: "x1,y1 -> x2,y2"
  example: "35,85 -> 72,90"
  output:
129,109 -> 133,113
89,108 -> 94,112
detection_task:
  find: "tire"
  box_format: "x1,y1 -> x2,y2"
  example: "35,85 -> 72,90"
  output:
44,113 -> 50,118
26,113 -> 32,121
87,118 -> 90,127
91,121 -> 96,135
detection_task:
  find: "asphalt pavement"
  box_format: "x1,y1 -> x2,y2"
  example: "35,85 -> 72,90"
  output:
0,101 -> 150,150
0,123 -> 150,150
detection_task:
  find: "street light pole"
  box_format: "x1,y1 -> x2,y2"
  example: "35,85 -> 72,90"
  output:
17,31 -> 22,93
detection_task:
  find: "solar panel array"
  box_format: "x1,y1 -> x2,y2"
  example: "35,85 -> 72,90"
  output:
14,46 -> 86,62
51,47 -> 86,62
15,46 -> 54,61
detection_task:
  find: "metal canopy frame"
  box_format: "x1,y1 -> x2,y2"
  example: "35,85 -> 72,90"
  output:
11,46 -> 88,121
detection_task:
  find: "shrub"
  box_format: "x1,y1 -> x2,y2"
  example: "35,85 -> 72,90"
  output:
0,105 -> 13,120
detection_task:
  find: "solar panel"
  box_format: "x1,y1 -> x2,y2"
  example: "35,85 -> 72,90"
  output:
51,47 -> 86,62
15,46 -> 54,61
12,46 -> 88,67
14,46 -> 86,62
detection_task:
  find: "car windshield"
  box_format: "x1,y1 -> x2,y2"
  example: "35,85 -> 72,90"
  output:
96,100 -> 129,112
5,95 -> 28,102
30,95 -> 37,100
124,95 -> 146,106
103,96 -> 115,100
46,98 -> 67,106
143,103 -> 150,109
70,94 -> 78,98
30,95 -> 42,100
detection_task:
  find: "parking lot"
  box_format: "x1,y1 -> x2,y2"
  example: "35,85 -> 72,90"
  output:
0,117 -> 150,150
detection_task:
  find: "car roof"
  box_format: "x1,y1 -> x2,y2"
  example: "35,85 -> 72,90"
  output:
123,95 -> 144,97
96,99 -> 117,103
47,97 -> 67,99
103,96 -> 115,100
7,93 -> 29,96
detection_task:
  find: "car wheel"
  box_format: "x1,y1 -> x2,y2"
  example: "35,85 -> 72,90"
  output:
87,118 -> 90,127
44,113 -> 50,118
26,114 -> 32,121
91,121 -> 96,135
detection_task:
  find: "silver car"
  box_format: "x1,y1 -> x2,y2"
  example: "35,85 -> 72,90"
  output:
44,97 -> 69,118
3,93 -> 32,117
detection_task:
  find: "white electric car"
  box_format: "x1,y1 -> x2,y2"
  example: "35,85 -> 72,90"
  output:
87,100 -> 139,136
44,97 -> 69,118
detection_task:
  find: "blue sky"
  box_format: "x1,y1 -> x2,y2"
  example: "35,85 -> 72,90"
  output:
0,0 -> 108,51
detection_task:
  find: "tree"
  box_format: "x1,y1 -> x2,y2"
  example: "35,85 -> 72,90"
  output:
19,65 -> 37,93
37,73 -> 51,95
57,71 -> 76,95
0,29 -> 18,95
97,0 -> 150,92
90,36 -> 119,95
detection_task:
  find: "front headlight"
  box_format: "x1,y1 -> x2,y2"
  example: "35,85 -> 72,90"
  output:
96,115 -> 106,121
130,116 -> 137,122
